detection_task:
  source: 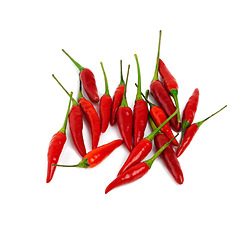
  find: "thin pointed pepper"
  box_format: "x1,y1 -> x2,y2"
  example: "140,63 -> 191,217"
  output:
176,105 -> 227,157
159,58 -> 181,122
150,30 -> 181,132
181,88 -> 199,138
133,54 -> 148,146
52,75 -> 86,157
105,134 -> 179,194
53,139 -> 123,168
110,60 -> 126,126
116,64 -> 133,151
99,62 -> 112,133
62,49 -> 99,103
78,81 -> 101,149
53,74 -> 100,149
149,117 -> 183,184
140,89 -> 179,147
46,92 -> 73,183
117,108 -> 179,176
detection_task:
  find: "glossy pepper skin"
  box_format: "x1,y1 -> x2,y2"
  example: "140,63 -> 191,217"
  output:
78,95 -> 101,149
54,139 -> 123,168
105,134 -> 178,194
133,54 -> 148,147
158,58 -> 180,123
117,109 -> 179,176
62,49 -> 99,103
181,88 -> 199,132
46,92 -> 73,183
141,90 -> 179,147
149,117 -> 183,184
176,105 -> 227,157
99,62 -> 112,133
68,105 -> 86,156
110,60 -> 126,126
150,31 -> 181,132
117,139 -> 152,176
116,64 -> 133,151
52,75 -> 86,157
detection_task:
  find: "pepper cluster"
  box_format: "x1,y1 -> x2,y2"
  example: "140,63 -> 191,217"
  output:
46,30 -> 227,194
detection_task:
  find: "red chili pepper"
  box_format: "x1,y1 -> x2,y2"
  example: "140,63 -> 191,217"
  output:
116,63 -> 133,151
62,49 -> 99,103
105,134 -> 178,194
150,31 -> 181,132
54,139 -> 123,168
158,58 -> 180,122
99,62 -> 112,133
52,75 -> 86,157
176,105 -> 227,157
149,117 -> 183,184
78,82 -> 101,149
53,74 -> 100,150
46,92 -> 73,183
110,60 -> 126,126
133,54 -> 148,146
141,89 -> 179,147
181,88 -> 199,133
117,108 -> 179,176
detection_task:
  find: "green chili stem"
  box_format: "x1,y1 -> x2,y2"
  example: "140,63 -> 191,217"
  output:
62,49 -> 84,72
52,74 -> 78,106
134,54 -> 142,100
145,133 -> 179,168
58,92 -> 73,134
100,62 -> 110,96
120,63 -> 130,107
145,108 -> 179,142
135,84 -> 154,108
152,30 -> 162,82
196,105 -> 227,128
170,89 -> 181,122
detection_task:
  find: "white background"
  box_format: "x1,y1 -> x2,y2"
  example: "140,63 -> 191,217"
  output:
1,0 -> 249,239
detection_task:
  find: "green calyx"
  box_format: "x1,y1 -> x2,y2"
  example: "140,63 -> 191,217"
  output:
62,49 -> 85,72
58,91 -> 73,134
152,30 -> 162,82
52,74 -> 78,106
144,133 -> 179,168
170,89 -> 181,122
52,158 -> 90,168
145,108 -> 179,142
100,62 -> 110,96
120,63 -> 130,107
134,54 -> 142,100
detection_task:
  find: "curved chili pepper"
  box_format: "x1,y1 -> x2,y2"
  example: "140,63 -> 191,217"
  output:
99,62 -> 112,133
181,88 -> 199,133
159,58 -> 180,122
110,60 -> 126,126
150,31 -> 181,132
176,105 -> 227,157
62,49 -> 99,103
117,109 -> 179,176
54,139 -> 123,168
52,75 -> 86,157
133,54 -> 148,146
141,89 -> 179,147
46,92 -> 73,183
105,134 -> 178,194
149,117 -> 183,184
78,82 -> 101,149
116,63 -> 133,151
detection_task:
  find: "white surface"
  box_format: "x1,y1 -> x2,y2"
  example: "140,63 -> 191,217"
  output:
0,0 -> 249,239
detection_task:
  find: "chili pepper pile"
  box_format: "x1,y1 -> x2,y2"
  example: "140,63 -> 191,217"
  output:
46,30 -> 227,194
